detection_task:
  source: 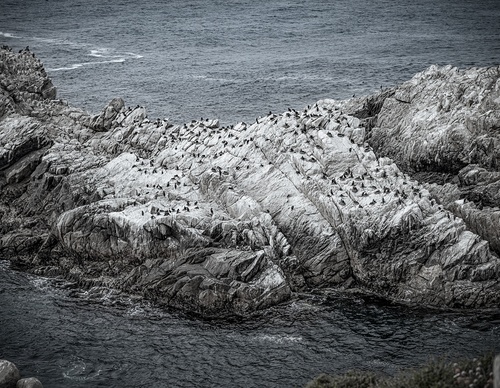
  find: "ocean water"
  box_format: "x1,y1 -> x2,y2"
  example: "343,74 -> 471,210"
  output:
1,1 -> 500,387
1,0 -> 499,125
1,261 -> 500,388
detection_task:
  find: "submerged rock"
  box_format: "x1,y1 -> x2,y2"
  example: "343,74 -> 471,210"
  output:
1,47 -> 499,316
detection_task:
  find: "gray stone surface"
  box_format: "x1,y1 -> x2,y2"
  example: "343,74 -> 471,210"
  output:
1,47 -> 499,316
355,65 -> 500,258
0,360 -> 20,388
16,378 -> 42,388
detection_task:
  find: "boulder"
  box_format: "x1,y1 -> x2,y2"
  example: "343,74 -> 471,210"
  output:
0,360 -> 20,388
90,97 -> 125,132
16,378 -> 42,388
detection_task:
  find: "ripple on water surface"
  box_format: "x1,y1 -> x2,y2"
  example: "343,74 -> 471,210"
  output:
1,260 -> 500,387
1,0 -> 499,125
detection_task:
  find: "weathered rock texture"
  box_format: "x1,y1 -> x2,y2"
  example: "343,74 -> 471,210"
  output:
0,359 -> 42,388
1,47 -> 499,316
0,360 -> 20,388
355,65 -> 500,261
16,378 -> 43,388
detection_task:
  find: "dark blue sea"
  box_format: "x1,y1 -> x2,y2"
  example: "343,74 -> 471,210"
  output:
1,260 -> 500,388
1,0 -> 500,387
2,0 -> 499,124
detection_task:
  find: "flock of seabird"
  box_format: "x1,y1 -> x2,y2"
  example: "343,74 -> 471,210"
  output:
105,100 -> 429,225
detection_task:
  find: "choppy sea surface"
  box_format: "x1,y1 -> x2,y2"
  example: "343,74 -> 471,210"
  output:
1,0 -> 499,125
1,1 -> 500,387
1,261 -> 500,388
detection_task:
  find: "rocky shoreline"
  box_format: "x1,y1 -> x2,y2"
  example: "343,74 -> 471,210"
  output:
1,46 -> 499,317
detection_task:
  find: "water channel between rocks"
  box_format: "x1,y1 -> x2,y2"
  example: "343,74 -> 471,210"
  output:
1,260 -> 499,388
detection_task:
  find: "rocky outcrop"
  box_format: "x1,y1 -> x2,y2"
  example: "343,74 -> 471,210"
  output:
367,65 -> 500,173
353,65 -> 500,261
90,97 -> 124,132
1,47 -> 499,317
0,47 -> 56,118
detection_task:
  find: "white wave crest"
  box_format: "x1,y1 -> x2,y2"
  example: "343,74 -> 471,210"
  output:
0,31 -> 20,39
89,48 -> 110,57
124,51 -> 144,59
30,276 -> 54,291
93,58 -> 125,65
62,358 -> 102,381
47,58 -> 125,72
255,334 -> 303,344
47,63 -> 84,72
89,48 -> 143,59
126,305 -> 147,317
89,48 -> 121,58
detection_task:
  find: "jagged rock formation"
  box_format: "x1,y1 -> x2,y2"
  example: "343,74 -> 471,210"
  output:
355,65 -> 500,261
367,65 -> 500,173
1,47 -> 499,317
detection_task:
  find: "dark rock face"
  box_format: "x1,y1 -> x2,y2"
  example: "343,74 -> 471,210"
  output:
1,48 -> 499,317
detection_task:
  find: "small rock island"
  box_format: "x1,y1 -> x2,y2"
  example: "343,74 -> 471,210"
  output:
1,46 -> 499,317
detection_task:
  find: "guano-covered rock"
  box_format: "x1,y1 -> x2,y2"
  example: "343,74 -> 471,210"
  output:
1,47 -> 499,317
